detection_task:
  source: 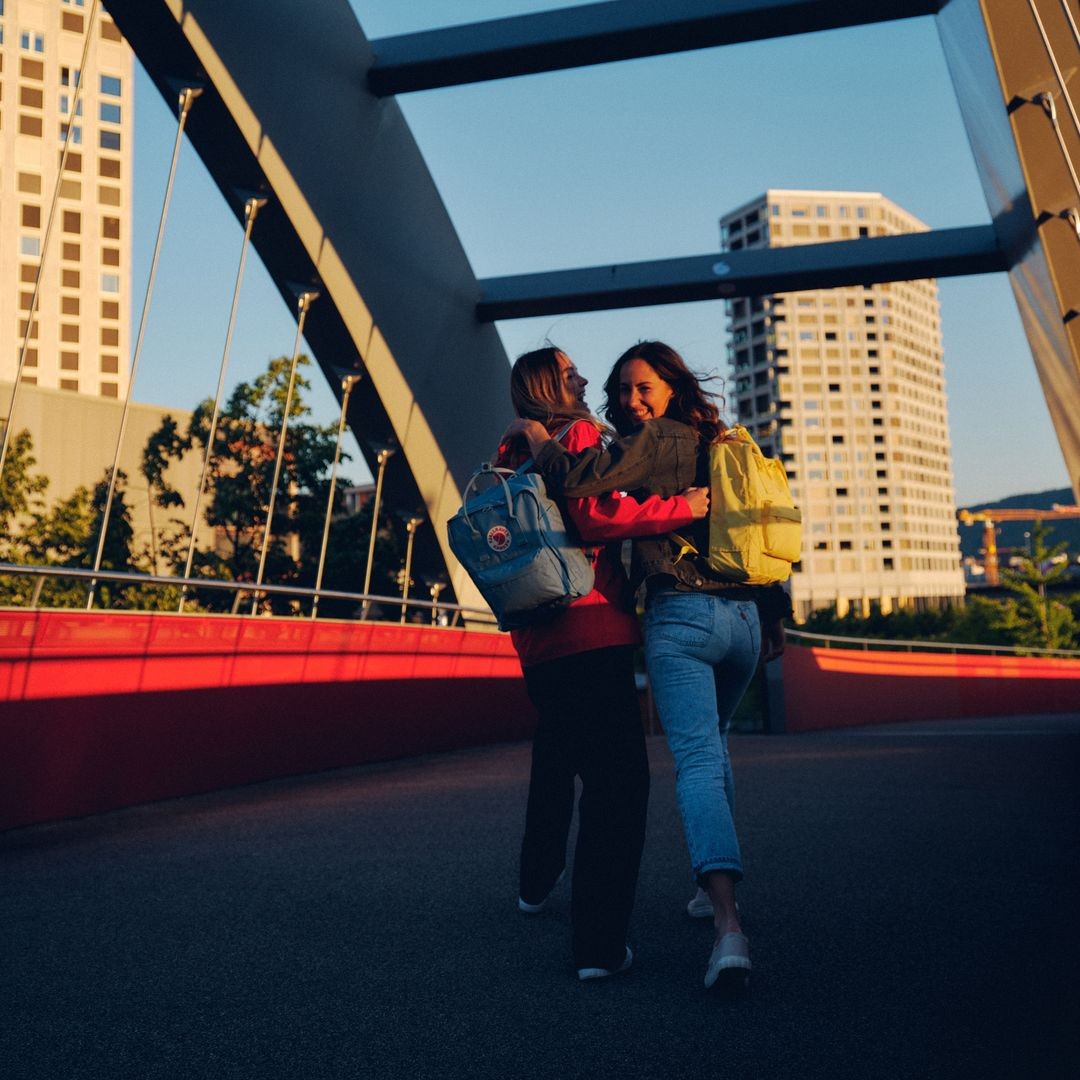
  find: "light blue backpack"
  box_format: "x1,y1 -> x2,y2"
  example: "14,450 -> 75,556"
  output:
447,426 -> 595,631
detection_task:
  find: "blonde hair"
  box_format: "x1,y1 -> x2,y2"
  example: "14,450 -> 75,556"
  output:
510,347 -> 603,434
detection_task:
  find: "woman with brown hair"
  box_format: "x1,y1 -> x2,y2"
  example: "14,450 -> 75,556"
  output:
497,345 -> 707,981
506,341 -> 791,993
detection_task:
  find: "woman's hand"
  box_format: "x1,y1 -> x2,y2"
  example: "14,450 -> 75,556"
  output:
501,418 -> 551,456
760,617 -> 786,663
678,486 -> 710,520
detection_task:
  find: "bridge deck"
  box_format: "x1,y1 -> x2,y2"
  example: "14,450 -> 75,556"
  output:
3,715 -> 1078,1079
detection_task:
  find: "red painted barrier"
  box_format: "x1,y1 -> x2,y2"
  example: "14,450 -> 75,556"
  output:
0,610 -> 533,831
782,645 -> 1080,732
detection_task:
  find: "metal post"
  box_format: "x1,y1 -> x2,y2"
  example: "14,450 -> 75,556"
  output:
427,580 -> 447,625
312,373 -> 361,618
251,289 -> 319,614
399,513 -> 425,623
87,85 -> 202,610
360,444 -> 396,619
179,194 -> 267,613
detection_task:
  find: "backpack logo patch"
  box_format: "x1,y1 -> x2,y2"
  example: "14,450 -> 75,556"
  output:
486,525 -> 512,552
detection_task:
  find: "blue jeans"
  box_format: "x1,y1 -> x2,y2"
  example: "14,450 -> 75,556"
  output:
644,589 -> 761,883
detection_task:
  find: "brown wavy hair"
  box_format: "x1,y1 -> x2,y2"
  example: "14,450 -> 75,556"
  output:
603,340 -> 727,443
510,346 -> 603,435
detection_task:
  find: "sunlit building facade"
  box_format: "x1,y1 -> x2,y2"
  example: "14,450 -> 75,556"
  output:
0,0 -> 132,399
720,189 -> 965,621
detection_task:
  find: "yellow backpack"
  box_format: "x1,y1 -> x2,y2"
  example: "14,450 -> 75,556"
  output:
675,426 -> 803,585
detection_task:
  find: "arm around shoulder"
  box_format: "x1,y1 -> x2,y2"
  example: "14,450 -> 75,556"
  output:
536,422 -> 662,497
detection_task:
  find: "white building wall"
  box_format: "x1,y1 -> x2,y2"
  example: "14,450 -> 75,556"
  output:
720,189 -> 966,619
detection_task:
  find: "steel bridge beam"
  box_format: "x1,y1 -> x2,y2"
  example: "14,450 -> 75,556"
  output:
477,225 -> 1008,320
367,0 -> 944,96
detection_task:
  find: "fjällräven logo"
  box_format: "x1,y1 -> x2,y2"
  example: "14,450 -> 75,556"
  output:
486,525 -> 512,552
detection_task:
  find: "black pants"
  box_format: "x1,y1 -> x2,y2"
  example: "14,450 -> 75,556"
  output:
520,645 -> 650,970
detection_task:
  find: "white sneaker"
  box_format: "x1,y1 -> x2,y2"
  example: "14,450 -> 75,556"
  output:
686,887 -> 714,918
577,945 -> 633,981
517,869 -> 565,914
704,932 -> 751,991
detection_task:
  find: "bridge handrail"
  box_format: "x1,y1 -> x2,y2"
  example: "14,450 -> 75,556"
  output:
786,627 -> 1080,659
0,560 -> 495,625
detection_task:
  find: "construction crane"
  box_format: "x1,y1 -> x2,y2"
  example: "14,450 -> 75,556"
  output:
958,504 -> 1080,585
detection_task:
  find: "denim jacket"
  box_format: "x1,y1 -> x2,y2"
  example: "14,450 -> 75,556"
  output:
534,418 -> 793,622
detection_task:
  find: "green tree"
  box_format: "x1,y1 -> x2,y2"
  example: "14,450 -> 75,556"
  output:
146,354 -> 379,614
140,413 -> 190,576
999,521 -> 1077,650
0,429 -> 49,560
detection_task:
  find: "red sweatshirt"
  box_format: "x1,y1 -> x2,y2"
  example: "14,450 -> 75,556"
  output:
497,420 -> 694,667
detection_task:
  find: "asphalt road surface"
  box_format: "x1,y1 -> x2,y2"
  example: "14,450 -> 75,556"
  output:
3,713 -> 1078,1079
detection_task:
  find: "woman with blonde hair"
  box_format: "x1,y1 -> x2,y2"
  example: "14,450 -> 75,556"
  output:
497,345 -> 707,981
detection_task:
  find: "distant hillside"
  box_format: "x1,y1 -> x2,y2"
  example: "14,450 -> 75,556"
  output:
957,487 -> 1080,558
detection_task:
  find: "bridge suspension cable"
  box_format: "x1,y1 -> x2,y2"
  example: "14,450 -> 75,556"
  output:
87,85 -> 203,609
311,373 -> 362,620
250,289 -> 319,614
178,194 -> 267,613
0,0 -> 102,482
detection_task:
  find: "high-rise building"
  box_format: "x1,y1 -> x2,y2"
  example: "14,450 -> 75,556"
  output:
719,189 -> 965,621
0,0 -> 132,399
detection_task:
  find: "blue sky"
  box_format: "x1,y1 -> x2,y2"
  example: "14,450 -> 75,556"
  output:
131,1 -> 1070,506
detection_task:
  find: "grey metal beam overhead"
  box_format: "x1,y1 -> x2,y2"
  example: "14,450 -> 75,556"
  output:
476,225 -> 1009,320
367,0 -> 944,95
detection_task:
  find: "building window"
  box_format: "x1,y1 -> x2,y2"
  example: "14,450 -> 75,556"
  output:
101,382 -> 119,398
101,301 -> 119,319
100,74 -> 122,96
62,210 -> 81,233
21,205 -> 41,228
20,31 -> 45,52
102,216 -> 120,239
19,115 -> 44,137
60,324 -> 79,344
99,102 -> 121,124
60,123 -> 83,144
99,130 -> 121,151
101,355 -> 119,374
60,379 -> 79,392
101,273 -> 120,293
62,241 -> 80,260
19,236 -> 41,257
101,327 -> 119,347
99,158 -> 121,179
61,296 -> 79,316
60,66 -> 80,86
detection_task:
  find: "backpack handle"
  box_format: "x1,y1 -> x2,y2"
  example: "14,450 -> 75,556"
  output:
460,464 -> 517,534
460,422 -> 579,534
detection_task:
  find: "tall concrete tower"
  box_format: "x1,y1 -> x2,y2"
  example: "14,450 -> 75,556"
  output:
719,189 -> 966,621
0,0 -> 133,399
